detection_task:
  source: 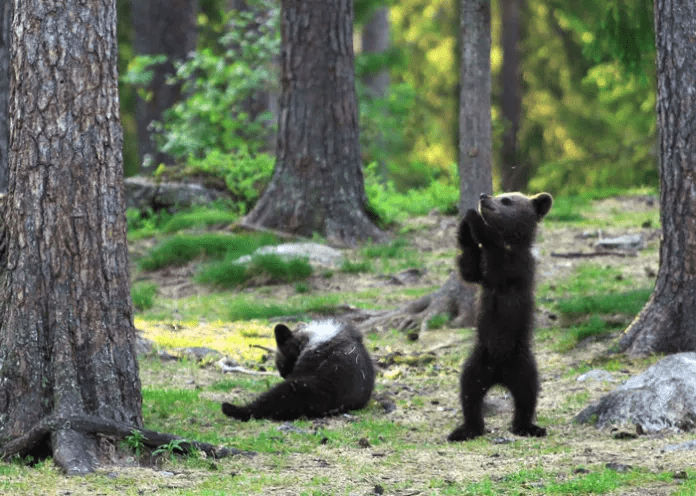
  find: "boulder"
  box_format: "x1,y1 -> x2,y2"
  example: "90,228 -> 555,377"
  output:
124,176 -> 228,211
575,352 -> 696,432
235,243 -> 345,269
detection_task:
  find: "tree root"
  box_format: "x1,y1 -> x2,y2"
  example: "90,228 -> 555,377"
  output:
0,414 -> 253,474
347,274 -> 477,337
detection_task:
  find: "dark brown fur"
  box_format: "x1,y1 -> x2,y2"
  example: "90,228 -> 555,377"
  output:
222,320 -> 375,421
448,192 -> 552,441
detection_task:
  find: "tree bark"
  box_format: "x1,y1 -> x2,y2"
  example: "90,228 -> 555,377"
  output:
499,0 -> 526,192
132,0 -> 199,173
454,0 -> 494,318
0,0 -> 10,193
242,0 -> 384,247
619,0 -> 696,355
0,0 -> 142,474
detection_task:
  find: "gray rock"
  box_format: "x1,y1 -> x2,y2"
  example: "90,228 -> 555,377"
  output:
662,440 -> 696,452
575,352 -> 696,432
124,176 -> 228,212
577,369 -> 615,383
595,234 -> 645,251
235,242 -> 344,268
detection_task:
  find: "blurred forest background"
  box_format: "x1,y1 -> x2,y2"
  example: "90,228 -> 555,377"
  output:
118,0 -> 657,208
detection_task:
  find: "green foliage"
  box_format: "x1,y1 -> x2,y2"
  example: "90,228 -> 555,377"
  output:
556,288 -> 652,318
152,439 -> 187,460
426,313 -> 450,330
365,161 -> 460,224
138,233 -> 278,271
131,282 -> 158,312
158,2 -> 279,159
196,254 -> 313,288
160,206 -> 239,233
185,149 -> 275,213
122,430 -> 147,457
227,294 -> 343,321
340,259 -> 373,274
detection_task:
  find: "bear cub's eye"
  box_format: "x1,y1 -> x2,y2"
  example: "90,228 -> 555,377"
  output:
501,197 -> 512,206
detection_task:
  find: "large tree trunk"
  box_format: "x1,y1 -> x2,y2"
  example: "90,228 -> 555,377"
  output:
0,0 -> 142,474
0,0 -> 10,193
242,0 -> 383,247
619,0 -> 696,355
499,0 -> 526,192
132,0 -> 198,174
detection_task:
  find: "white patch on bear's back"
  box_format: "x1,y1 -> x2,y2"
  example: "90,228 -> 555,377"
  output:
304,320 -> 342,348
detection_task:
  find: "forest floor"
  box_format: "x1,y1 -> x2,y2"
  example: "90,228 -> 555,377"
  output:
6,194 -> 696,495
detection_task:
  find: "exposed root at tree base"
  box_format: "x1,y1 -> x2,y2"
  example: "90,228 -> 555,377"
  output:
346,274 -> 478,337
0,414 -> 254,475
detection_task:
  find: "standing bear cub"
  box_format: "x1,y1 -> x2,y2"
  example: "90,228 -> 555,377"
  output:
222,320 -> 375,421
448,192 -> 552,442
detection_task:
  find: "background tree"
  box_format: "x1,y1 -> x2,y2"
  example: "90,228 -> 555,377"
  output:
0,0 -> 10,193
355,0 -> 491,334
132,0 -> 199,174
242,0 -> 383,246
499,0 -> 524,192
619,0 -> 696,355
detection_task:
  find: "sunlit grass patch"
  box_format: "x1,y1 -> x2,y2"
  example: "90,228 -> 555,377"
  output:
135,317 -> 274,362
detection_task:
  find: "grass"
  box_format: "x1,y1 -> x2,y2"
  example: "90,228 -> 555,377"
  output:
5,192 -> 683,495
137,232 -> 279,271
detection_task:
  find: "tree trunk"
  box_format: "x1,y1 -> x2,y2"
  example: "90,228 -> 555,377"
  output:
132,0 -> 199,174
353,0 -> 494,335
499,0 -> 526,192
0,0 -> 10,193
619,0 -> 696,355
361,6 -> 390,98
242,0 -> 383,247
0,0 -> 142,474
454,0 -> 493,315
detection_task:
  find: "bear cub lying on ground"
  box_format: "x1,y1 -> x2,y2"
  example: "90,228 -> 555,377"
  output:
222,320 -> 375,421
448,191 -> 553,442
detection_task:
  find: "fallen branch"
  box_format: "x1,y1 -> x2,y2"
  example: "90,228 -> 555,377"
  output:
550,251 -> 636,259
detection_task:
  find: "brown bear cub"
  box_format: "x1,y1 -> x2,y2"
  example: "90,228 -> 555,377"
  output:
448,192 -> 553,442
222,320 -> 375,421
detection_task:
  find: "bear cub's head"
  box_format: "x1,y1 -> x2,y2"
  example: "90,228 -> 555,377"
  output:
478,192 -> 553,245
273,323 -> 308,379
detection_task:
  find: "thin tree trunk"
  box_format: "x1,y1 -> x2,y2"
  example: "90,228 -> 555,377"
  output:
459,0 -> 493,213
499,0 -> 526,192
361,6 -> 390,98
619,0 -> 696,355
0,0 -> 141,474
132,0 -> 199,173
0,0 -> 10,193
455,0 -> 493,316
242,0 -> 383,246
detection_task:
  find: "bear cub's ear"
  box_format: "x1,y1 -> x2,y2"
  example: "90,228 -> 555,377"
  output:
274,324 -> 294,347
532,193 -> 553,219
